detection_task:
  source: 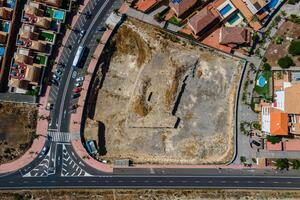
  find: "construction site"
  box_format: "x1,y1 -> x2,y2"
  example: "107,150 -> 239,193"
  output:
85,18 -> 243,164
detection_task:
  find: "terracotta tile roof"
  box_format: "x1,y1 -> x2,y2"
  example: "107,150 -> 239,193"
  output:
135,0 -> 159,12
270,108 -> 289,136
284,83 -> 300,114
188,6 -> 219,35
230,0 -> 262,30
219,27 -> 251,45
200,27 -> 232,53
169,0 -> 197,17
284,140 -> 300,151
266,141 -> 282,151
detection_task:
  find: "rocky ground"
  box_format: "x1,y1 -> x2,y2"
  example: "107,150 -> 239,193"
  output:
0,102 -> 37,164
1,189 -> 300,200
85,18 -> 243,164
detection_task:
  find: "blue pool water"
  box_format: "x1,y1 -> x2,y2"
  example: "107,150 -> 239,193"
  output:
227,13 -> 240,24
3,22 -> 10,32
257,76 -> 267,87
266,0 -> 279,9
53,10 -> 65,20
219,4 -> 233,16
0,47 -> 4,56
8,0 -> 14,8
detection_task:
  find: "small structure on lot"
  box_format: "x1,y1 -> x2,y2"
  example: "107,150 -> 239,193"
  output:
169,0 -> 197,17
219,27 -> 251,47
114,159 -> 131,166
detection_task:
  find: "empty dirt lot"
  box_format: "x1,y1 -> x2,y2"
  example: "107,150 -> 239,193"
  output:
85,18 -> 243,164
0,102 -> 37,164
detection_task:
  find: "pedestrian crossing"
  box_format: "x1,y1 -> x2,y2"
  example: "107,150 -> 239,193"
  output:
48,131 -> 70,143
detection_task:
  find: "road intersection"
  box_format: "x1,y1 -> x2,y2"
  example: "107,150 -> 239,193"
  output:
1,0 -> 300,190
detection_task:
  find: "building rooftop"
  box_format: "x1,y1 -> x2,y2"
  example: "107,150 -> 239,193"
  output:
284,83 -> 300,114
169,0 -> 197,17
219,26 -> 251,46
188,5 -> 219,35
270,108 -> 289,136
266,141 -> 282,151
284,140 -> 300,151
135,0 -> 160,12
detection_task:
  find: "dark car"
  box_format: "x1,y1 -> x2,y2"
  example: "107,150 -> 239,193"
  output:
72,93 -> 80,99
51,79 -> 59,86
252,140 -> 261,147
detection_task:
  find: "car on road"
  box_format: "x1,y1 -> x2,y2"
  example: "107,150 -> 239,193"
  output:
73,87 -> 82,93
76,77 -> 84,82
51,79 -> 59,86
75,81 -> 83,87
46,103 -> 54,110
78,30 -> 86,43
41,146 -> 49,155
72,93 -> 80,99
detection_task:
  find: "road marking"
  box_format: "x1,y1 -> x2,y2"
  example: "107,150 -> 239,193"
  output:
259,181 -> 265,183
131,180 -> 136,183
208,181 -> 213,183
92,180 -> 96,183
169,180 -> 174,183
247,181 -> 253,183
118,180 -> 123,183
273,182 -> 279,184
9,181 -> 14,184
221,181 -> 226,183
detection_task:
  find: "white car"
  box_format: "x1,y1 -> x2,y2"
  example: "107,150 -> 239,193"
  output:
75,82 -> 83,87
76,77 -> 84,82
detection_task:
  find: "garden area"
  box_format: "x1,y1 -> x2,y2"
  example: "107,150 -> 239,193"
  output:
254,70 -> 272,98
264,21 -> 300,68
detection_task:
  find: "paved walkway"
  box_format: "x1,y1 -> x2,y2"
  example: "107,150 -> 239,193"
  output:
0,0 -> 92,174
0,93 -> 37,104
0,87 -> 50,173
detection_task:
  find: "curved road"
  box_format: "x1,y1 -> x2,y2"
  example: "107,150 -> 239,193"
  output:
0,0 -> 300,189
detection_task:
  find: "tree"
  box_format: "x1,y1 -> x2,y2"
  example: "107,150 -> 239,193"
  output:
278,56 -> 294,68
240,156 -> 246,163
288,40 -> 300,56
262,63 -> 271,71
292,160 -> 300,169
266,135 -> 281,144
275,158 -> 289,170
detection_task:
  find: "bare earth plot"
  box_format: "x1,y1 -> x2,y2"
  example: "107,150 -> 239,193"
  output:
0,102 -> 37,164
2,189 -> 300,200
86,18 -> 243,164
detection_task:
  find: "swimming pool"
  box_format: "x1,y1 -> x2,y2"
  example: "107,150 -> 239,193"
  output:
266,0 -> 279,9
219,4 -> 233,16
257,75 -> 267,87
227,13 -> 240,25
3,22 -> 10,32
53,10 -> 65,20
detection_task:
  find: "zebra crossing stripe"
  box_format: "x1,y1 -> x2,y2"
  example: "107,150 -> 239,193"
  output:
47,132 -> 71,142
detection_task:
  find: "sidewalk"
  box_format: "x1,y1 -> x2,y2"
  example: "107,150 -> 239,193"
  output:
69,26 -> 115,172
0,87 -> 50,173
0,0 -> 92,174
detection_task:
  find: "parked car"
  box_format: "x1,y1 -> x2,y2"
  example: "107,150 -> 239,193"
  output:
252,140 -> 261,147
41,146 -> 49,155
73,87 -> 82,93
53,74 -> 61,81
72,93 -> 80,99
55,68 -> 63,76
75,82 -> 83,87
46,103 -> 54,110
76,77 -> 84,82
78,30 -> 86,43
51,79 -> 59,86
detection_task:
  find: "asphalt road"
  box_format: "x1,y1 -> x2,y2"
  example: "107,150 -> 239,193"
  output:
1,0 -> 300,190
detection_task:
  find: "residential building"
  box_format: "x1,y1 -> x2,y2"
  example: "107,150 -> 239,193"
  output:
34,0 -> 62,8
187,5 -> 219,35
169,0 -> 197,17
261,83 -> 300,136
219,26 -> 251,47
135,0 -> 161,13
0,7 -> 12,20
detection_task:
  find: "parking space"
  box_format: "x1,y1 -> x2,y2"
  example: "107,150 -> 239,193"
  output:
61,145 -> 90,177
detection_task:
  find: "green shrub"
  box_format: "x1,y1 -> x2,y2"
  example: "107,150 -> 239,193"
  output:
251,121 -> 261,130
290,14 -> 300,24
168,16 -> 181,26
240,156 -> 246,163
262,57 -> 267,62
278,56 -> 294,68
288,40 -> 300,56
262,63 -> 271,71
275,36 -> 283,44
292,160 -> 300,169
266,135 -> 281,144
275,158 -> 289,170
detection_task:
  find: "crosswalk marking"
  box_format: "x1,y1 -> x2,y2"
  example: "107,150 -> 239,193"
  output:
48,132 -> 70,142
